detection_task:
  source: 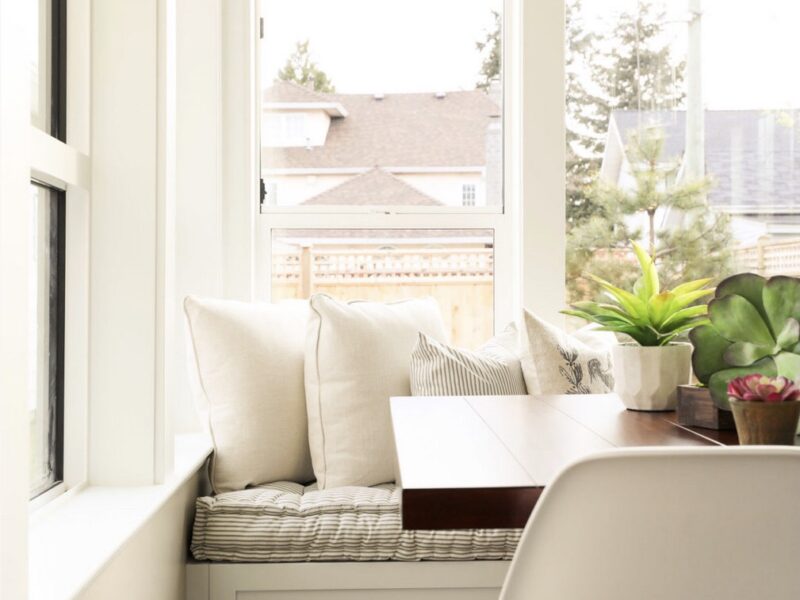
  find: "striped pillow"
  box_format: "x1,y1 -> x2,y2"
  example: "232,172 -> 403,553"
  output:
410,324 -> 528,396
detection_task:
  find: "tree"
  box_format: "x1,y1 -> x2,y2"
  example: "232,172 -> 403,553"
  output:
475,10 -> 501,91
278,40 -> 336,93
592,2 -> 685,116
566,127 -> 733,302
565,0 -> 607,224
566,1 -> 686,225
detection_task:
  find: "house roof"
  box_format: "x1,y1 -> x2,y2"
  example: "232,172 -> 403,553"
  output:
262,85 -> 500,169
301,167 -> 442,206
264,80 -> 331,103
609,109 -> 800,212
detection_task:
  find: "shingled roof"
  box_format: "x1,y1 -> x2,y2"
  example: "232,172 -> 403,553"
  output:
301,167 -> 442,206
610,109 -> 800,212
262,85 -> 500,169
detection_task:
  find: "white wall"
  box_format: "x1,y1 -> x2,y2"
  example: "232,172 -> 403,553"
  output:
173,0 -> 225,433
0,1 -> 32,597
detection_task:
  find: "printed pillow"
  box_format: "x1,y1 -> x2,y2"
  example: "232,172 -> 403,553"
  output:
184,296 -> 314,493
305,294 -> 448,489
410,324 -> 527,396
520,310 -> 615,395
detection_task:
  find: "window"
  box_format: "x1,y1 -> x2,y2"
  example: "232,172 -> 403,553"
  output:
259,0 -> 508,344
565,0 -> 800,311
29,0 -> 69,501
29,183 -> 65,499
462,183 -> 477,206
30,0 -> 66,140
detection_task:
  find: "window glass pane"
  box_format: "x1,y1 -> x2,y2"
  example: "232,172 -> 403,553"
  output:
29,183 -> 64,499
565,1 -> 800,314
272,229 -> 494,348
30,0 -> 64,139
260,0 -> 502,210
30,0 -> 53,134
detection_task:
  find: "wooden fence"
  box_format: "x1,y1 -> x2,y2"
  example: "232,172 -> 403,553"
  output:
272,247 -> 494,348
735,238 -> 800,276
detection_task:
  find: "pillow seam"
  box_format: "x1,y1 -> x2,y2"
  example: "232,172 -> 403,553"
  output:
309,297 -> 328,488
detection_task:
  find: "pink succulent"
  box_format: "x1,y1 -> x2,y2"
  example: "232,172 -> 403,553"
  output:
727,374 -> 800,403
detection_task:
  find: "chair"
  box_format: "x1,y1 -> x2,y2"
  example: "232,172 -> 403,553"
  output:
499,447 -> 800,600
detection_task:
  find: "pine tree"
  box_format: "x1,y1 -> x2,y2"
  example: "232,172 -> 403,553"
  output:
566,1 -> 686,225
475,11 -> 501,91
278,40 -> 336,93
566,127 -> 733,301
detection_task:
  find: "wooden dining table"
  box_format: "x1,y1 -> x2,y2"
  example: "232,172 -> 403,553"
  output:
389,393 -> 761,531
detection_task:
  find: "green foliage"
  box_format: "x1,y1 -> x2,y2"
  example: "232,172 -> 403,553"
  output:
690,274 -> 800,408
475,10 -> 501,91
278,40 -> 336,93
566,126 -> 734,304
563,241 -> 713,347
565,0 -> 686,225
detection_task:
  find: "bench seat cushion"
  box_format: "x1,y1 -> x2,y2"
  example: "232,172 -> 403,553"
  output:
191,482 -> 521,562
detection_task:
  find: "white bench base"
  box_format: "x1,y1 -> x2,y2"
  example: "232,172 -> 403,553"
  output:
187,560 -> 510,600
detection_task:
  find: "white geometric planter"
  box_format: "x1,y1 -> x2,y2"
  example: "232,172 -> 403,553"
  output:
611,343 -> 693,411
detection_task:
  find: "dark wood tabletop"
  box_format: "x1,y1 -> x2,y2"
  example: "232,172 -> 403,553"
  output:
390,393 -> 747,530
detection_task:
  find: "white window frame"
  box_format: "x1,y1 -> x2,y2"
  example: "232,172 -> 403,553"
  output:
253,0 -> 521,332
27,0 -> 92,508
221,0 -> 564,328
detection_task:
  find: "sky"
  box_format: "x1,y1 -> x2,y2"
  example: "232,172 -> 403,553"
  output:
261,0 -> 800,109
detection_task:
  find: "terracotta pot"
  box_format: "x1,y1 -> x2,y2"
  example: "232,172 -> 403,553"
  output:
611,343 -> 692,411
729,399 -> 800,445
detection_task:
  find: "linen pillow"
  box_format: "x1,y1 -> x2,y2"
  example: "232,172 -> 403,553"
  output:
184,296 -> 314,493
519,309 -> 615,395
305,294 -> 448,489
410,324 -> 527,396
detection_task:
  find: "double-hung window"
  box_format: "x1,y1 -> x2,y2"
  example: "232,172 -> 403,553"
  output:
258,0 -> 510,348
29,0 -> 67,500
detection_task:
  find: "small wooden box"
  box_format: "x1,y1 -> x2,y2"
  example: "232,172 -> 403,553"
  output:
677,385 -> 735,431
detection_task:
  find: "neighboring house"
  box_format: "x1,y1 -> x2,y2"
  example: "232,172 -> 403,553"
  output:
261,80 -> 501,211
601,109 -> 800,242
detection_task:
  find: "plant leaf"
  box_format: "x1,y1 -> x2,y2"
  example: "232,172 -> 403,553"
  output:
774,351 -> 800,381
763,276 -> 800,338
689,324 -> 733,384
588,274 -> 647,320
660,304 -> 707,331
670,278 -> 712,297
716,273 -> 769,327
670,288 -> 715,312
631,241 -> 659,300
708,295 -> 775,347
723,342 -> 777,367
647,292 -> 675,328
776,318 -> 800,350
707,357 -> 777,409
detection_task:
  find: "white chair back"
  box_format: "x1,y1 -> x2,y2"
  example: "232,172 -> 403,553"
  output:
500,447 -> 800,600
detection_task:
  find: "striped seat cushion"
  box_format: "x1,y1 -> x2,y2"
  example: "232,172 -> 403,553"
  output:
410,324 -> 528,397
191,482 -> 521,562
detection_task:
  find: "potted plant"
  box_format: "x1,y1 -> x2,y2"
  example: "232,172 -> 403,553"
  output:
727,374 -> 800,445
688,274 -> 800,422
563,241 -> 713,411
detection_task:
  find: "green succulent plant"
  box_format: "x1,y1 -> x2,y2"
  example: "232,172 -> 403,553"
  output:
563,241 -> 714,347
690,273 -> 800,409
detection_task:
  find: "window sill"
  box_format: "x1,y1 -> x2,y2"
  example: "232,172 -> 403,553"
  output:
28,434 -> 212,600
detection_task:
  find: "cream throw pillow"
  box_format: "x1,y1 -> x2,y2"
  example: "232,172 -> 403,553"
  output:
184,296 -> 314,493
410,324 -> 527,396
520,310 -> 615,395
305,294 -> 448,489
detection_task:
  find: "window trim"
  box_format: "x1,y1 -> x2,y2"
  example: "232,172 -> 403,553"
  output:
28,0 -> 93,508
